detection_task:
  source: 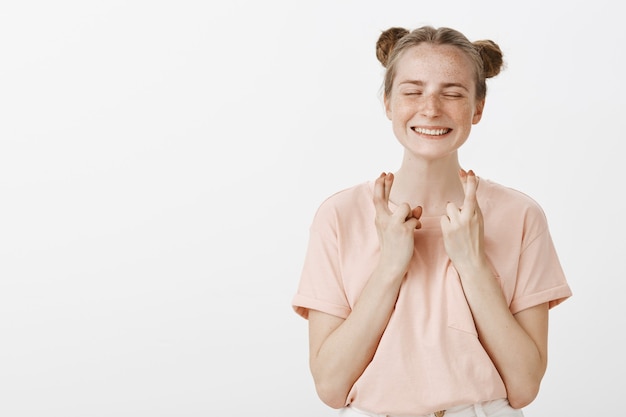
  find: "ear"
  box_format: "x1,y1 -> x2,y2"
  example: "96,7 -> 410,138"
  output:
472,99 -> 485,124
384,95 -> 392,120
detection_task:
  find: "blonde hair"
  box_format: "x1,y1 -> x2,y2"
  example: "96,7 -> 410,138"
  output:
376,26 -> 504,100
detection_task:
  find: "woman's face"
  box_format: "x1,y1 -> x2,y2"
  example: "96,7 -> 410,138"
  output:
384,43 -> 484,162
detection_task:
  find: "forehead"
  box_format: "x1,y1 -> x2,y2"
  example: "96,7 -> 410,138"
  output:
394,43 -> 476,85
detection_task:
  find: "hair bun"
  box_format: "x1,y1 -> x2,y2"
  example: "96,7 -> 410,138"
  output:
474,40 -> 504,78
376,27 -> 409,67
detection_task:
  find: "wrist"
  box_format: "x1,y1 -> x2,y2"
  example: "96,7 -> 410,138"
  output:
455,256 -> 492,281
373,259 -> 407,286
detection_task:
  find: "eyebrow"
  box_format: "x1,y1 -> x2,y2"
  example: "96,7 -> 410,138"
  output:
399,80 -> 469,91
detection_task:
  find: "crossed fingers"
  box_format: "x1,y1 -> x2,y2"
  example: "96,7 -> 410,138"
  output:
374,172 -> 422,229
442,168 -> 481,223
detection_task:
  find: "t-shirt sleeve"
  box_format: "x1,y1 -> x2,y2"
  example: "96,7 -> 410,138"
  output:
292,199 -> 351,320
509,205 -> 572,314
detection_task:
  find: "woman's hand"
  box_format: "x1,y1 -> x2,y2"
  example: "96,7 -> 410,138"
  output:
373,172 -> 422,279
440,169 -> 549,409
307,173 -> 423,408
440,169 -> 486,276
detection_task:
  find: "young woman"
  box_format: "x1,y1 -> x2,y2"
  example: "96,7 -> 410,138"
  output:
292,25 -> 572,417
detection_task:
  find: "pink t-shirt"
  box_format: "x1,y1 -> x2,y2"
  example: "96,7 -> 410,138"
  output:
292,178 -> 572,415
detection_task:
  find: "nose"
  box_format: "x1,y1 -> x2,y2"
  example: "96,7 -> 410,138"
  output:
420,94 -> 441,117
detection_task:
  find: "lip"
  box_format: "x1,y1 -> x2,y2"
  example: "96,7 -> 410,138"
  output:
411,126 -> 452,138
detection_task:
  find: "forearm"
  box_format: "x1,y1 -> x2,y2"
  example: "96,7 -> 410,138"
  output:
310,265 -> 403,407
458,263 -> 547,408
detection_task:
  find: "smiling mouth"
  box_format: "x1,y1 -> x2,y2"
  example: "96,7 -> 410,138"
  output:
412,127 -> 451,136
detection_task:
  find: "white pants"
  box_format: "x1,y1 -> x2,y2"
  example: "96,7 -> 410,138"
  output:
338,399 -> 524,417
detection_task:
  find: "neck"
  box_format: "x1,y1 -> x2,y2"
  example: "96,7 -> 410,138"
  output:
389,152 -> 466,217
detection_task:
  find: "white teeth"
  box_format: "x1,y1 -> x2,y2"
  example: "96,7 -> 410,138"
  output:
413,127 -> 450,136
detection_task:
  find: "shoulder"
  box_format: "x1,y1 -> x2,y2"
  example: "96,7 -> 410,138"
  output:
478,178 -> 549,231
316,181 -> 372,212
479,178 -> 546,213
310,181 -> 374,229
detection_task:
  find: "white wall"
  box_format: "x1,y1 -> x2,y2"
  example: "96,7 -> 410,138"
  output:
1,1 -> 623,415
